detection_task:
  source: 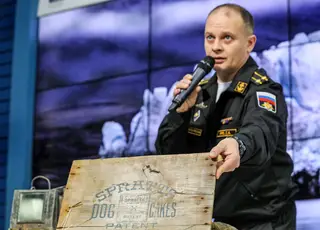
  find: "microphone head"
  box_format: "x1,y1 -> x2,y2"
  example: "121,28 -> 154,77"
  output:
198,56 -> 215,73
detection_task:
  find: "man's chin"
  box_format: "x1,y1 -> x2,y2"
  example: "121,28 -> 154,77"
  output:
213,65 -> 235,78
213,64 -> 224,72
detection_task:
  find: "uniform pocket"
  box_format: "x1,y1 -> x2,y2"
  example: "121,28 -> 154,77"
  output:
238,181 -> 261,202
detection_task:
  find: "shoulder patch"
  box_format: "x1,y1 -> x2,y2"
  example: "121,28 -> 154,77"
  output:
251,69 -> 269,85
256,91 -> 276,113
198,79 -> 209,86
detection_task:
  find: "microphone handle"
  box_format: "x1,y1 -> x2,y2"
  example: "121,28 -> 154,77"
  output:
168,68 -> 206,112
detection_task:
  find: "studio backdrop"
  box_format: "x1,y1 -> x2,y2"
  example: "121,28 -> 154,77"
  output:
33,0 -> 320,226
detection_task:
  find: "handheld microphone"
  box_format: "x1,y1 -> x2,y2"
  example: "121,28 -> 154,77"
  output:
168,56 -> 215,112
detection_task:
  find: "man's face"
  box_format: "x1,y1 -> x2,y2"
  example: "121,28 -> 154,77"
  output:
204,9 -> 256,76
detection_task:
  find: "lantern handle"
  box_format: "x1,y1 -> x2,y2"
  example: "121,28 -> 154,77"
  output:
30,175 -> 51,190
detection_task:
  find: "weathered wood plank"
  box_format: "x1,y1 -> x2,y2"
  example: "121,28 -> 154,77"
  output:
57,153 -> 217,230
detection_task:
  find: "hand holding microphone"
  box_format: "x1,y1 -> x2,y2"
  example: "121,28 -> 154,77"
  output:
168,56 -> 215,113
173,74 -> 201,113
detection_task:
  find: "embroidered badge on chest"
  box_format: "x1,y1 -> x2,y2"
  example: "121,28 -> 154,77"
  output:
221,117 -> 233,125
188,127 -> 202,136
193,110 -> 201,122
217,128 -> 238,138
256,91 -> 277,113
195,102 -> 208,109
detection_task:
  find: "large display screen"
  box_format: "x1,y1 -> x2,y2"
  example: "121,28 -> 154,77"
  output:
34,0 -> 320,228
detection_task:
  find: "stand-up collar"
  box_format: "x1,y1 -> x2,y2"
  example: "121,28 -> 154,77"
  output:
204,56 -> 258,95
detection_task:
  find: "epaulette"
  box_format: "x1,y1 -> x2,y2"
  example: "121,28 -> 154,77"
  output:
198,79 -> 209,86
251,69 -> 269,85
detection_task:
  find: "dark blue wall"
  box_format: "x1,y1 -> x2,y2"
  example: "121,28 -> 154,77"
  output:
0,0 -> 17,228
5,0 -> 38,229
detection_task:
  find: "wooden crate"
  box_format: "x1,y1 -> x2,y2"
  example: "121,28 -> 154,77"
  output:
57,153 -> 217,230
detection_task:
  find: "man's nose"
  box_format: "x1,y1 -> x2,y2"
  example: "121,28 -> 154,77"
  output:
212,39 -> 223,52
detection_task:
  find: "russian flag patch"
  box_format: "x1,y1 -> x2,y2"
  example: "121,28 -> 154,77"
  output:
256,92 -> 277,113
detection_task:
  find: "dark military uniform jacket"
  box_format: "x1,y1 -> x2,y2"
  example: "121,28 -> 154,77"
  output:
155,56 -> 298,227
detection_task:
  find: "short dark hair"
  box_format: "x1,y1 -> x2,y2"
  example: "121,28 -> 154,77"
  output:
208,4 -> 254,34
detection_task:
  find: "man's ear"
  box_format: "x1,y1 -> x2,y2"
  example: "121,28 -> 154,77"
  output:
247,35 -> 257,53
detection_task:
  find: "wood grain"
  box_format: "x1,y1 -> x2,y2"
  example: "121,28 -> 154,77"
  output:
57,153 -> 217,230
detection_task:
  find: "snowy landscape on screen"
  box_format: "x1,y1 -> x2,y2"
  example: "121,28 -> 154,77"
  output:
99,31 -> 320,176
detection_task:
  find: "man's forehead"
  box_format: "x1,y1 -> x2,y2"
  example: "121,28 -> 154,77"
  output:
209,7 -> 240,18
205,8 -> 245,32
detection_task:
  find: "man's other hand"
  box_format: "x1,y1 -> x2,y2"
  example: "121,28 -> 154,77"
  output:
209,138 -> 240,179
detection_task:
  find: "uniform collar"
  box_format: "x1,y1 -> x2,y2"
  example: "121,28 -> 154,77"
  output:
201,56 -> 258,96
226,56 -> 258,95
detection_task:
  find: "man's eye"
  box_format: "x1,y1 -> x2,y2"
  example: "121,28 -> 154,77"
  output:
207,35 -> 214,40
225,35 -> 232,40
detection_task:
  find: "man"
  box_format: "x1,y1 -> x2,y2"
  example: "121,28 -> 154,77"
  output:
155,3 -> 298,230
